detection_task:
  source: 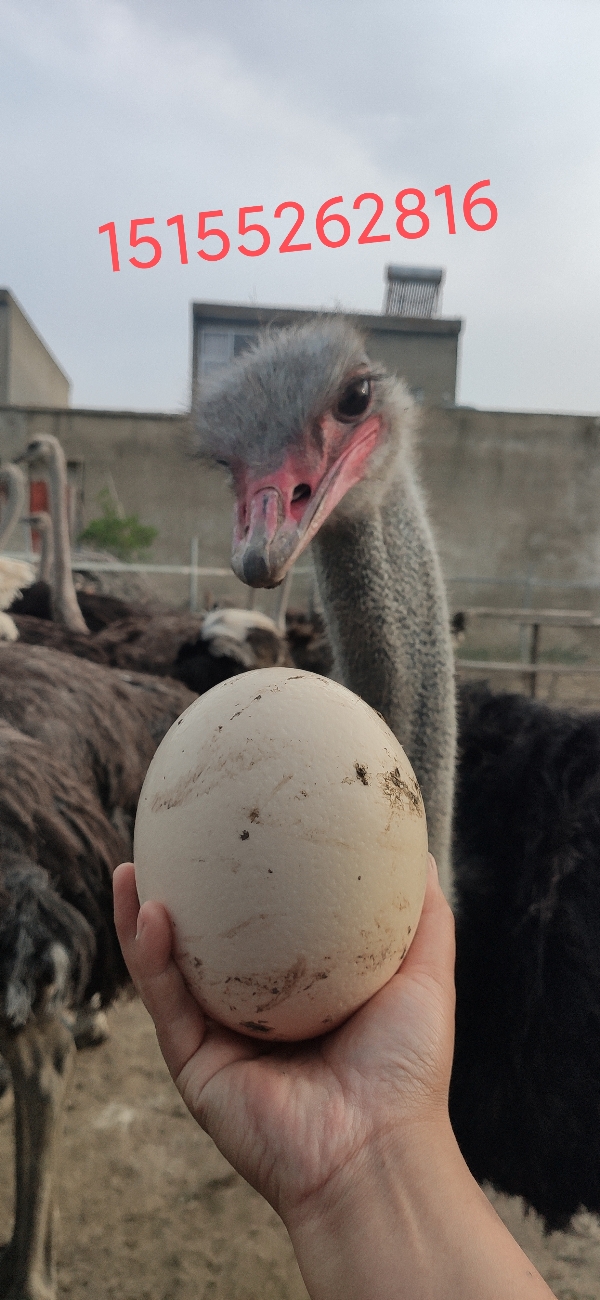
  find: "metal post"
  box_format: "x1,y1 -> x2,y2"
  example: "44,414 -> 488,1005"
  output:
273,567 -> 294,633
529,622 -> 540,699
189,536 -> 199,613
518,567 -> 534,662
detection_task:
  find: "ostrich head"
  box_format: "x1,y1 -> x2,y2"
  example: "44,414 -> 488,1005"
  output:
194,319 -> 415,588
16,433 -> 60,471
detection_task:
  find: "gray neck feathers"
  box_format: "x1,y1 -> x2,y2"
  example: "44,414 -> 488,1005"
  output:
312,461 -> 456,899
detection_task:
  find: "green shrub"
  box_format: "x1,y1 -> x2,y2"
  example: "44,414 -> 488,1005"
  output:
79,488 -> 158,562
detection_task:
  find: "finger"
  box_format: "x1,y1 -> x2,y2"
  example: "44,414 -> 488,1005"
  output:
399,855 -> 455,990
113,862 -> 207,1081
112,861 -> 139,949
177,1018 -> 265,1122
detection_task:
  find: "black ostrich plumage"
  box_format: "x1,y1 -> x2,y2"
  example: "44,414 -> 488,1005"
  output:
451,683 -> 600,1230
0,644 -> 195,1028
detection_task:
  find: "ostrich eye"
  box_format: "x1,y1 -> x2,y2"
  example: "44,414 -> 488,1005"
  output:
334,378 -> 371,422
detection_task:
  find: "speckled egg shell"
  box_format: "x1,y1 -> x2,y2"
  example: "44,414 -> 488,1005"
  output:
134,668 -> 428,1041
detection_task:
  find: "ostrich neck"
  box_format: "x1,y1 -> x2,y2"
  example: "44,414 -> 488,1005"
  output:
0,465 -> 26,549
35,514 -> 54,585
46,444 -> 88,634
312,471 -> 456,898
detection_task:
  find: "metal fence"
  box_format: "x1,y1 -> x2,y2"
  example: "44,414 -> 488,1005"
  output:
7,538 -> 600,613
4,535 -> 313,618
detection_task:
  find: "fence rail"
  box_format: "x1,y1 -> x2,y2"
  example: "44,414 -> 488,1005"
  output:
3,543 -> 313,618
447,576 -> 600,591
6,550 -> 599,592
4,553 -> 312,577
8,539 -> 600,627
455,605 -> 600,699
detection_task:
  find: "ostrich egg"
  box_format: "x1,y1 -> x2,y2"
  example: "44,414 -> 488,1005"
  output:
134,668 -> 428,1041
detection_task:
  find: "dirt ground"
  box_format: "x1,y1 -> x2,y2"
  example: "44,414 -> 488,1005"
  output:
1,998 -> 600,1300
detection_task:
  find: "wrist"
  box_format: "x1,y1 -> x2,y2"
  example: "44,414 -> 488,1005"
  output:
284,1119 -> 552,1300
285,1116 -> 460,1299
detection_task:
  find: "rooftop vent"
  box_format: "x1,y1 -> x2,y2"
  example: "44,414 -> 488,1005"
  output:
384,265 -> 444,318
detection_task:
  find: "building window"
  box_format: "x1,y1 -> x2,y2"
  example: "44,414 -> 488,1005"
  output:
198,328 -> 258,378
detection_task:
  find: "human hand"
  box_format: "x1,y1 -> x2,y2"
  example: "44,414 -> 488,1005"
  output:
113,857 -> 455,1229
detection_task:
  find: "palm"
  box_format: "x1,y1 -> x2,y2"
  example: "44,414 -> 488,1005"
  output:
114,860 -> 454,1225
172,914 -> 452,1220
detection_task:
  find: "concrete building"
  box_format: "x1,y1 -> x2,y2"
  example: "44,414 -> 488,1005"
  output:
0,289 -> 70,407
192,299 -> 461,406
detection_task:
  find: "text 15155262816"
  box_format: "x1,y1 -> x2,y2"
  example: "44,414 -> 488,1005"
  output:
98,180 -> 498,271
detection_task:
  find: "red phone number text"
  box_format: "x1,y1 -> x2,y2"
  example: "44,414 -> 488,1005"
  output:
99,181 -> 497,271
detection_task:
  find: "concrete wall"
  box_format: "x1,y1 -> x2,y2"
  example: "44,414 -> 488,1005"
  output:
364,324 -> 458,406
0,290 -> 71,407
0,403 -> 249,610
2,401 -> 600,613
419,405 -> 600,610
193,302 -> 461,405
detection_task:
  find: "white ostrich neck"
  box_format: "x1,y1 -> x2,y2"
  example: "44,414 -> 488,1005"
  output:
0,465 -> 26,549
312,472 -> 456,895
36,515 -> 54,585
45,443 -> 88,633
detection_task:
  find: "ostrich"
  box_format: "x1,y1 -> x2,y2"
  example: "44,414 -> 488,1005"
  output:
12,439 -> 87,633
195,317 -> 456,890
0,463 -> 35,642
0,647 -> 195,1298
0,451 -> 219,1297
193,316 -> 600,1230
0,724 -> 127,1300
10,435 -> 290,688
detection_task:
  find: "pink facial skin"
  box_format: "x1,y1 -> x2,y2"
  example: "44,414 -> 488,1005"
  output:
231,411 -> 383,587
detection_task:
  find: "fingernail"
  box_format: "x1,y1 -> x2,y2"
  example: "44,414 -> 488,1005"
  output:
135,910 -> 146,940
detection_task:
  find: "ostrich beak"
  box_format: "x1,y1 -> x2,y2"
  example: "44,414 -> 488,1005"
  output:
231,413 -> 382,587
14,443 -> 46,466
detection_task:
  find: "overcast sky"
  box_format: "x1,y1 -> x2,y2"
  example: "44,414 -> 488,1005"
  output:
1,0 -> 599,413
